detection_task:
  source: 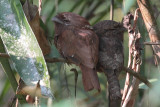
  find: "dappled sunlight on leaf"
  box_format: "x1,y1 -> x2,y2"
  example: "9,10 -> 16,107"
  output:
0,0 -> 53,98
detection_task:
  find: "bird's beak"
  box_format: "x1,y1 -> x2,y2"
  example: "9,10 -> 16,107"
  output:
52,16 -> 64,24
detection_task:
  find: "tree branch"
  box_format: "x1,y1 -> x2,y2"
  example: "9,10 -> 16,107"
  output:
0,53 -> 10,58
0,53 -> 152,88
110,0 -> 114,20
45,57 -> 68,63
123,67 -> 152,88
137,0 -> 160,59
0,53 -> 69,63
143,42 -> 160,45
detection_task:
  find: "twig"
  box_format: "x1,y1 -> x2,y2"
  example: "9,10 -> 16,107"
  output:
0,53 -> 71,63
123,64 -> 141,107
0,53 -> 151,88
110,0 -> 114,20
143,42 -> 160,45
16,98 -> 19,107
45,57 -> 69,63
122,13 -> 134,105
70,68 -> 78,98
122,8 -> 142,107
137,0 -> 160,58
64,64 -> 71,97
35,96 -> 38,107
122,72 -> 130,105
8,95 -> 17,107
123,67 -> 151,88
0,53 -> 10,58
38,0 -> 42,14
54,0 -> 58,14
0,53 -> 69,62
151,46 -> 159,66
133,8 -> 140,30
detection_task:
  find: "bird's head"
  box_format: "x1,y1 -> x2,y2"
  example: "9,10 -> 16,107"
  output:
52,12 -> 90,28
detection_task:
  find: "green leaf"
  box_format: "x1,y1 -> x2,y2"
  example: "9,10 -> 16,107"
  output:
0,36 -> 26,104
0,0 -> 53,98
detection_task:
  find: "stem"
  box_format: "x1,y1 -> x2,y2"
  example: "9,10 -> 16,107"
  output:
143,42 -> 160,45
137,0 -> 160,58
110,0 -> 114,20
38,0 -> 42,14
0,54 -> 151,88
123,67 -> 151,88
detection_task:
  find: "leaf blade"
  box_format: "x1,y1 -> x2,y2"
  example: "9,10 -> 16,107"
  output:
0,0 -> 53,98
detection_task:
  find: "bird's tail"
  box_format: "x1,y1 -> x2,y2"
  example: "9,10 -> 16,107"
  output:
80,65 -> 100,91
104,69 -> 121,107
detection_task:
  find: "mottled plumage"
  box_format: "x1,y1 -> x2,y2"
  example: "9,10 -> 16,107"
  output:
93,20 -> 125,107
52,12 -> 100,91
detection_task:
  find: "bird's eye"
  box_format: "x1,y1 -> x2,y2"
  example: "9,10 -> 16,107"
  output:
63,19 -> 69,22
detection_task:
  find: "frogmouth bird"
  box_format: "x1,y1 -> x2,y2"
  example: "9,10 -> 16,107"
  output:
93,20 -> 125,107
52,12 -> 100,91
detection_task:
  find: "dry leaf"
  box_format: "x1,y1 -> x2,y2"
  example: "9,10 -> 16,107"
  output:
16,79 -> 43,97
23,0 -> 51,55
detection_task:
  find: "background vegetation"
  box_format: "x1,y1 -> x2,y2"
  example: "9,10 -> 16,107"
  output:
1,0 -> 160,106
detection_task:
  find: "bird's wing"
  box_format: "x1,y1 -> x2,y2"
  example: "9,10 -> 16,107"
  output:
75,29 -> 99,68
56,29 -> 79,64
57,28 -> 98,68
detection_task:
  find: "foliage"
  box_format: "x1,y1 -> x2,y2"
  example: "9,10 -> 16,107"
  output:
0,0 -> 160,106
0,0 -> 53,102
